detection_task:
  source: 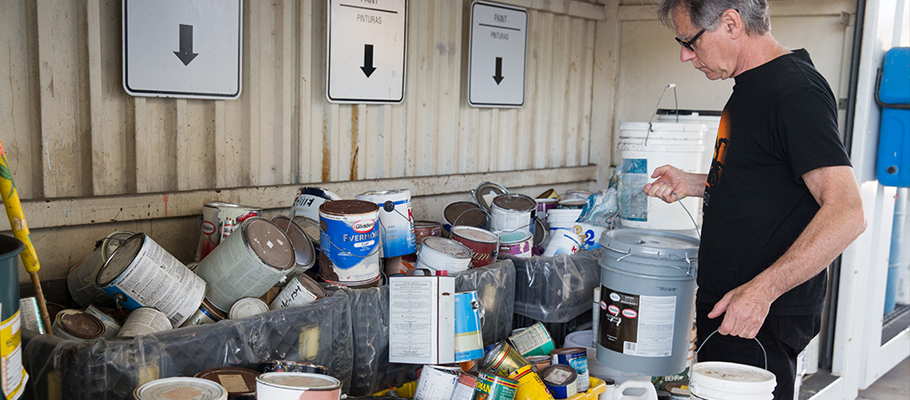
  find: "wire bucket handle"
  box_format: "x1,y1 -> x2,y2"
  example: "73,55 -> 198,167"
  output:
692,329 -> 769,371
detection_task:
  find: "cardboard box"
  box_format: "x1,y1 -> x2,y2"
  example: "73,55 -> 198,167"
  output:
389,276 -> 455,364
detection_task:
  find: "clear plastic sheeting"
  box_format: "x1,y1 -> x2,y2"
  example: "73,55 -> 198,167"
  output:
510,249 -> 603,323
453,259 -> 515,345
21,290 -> 353,400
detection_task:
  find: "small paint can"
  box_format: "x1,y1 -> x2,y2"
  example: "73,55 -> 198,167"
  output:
414,364 -> 460,400
497,230 -> 534,259
195,367 -> 261,399
195,217 -> 295,312
542,230 -> 581,257
472,181 -> 510,213
96,233 -> 205,327
451,226 -> 500,268
454,292 -> 485,362
270,215 -> 317,274
19,297 -> 45,334
270,274 -> 326,310
417,237 -> 474,273
255,372 -> 342,399
491,193 -> 537,234
357,189 -> 416,258
229,297 -> 270,320
474,371 -> 519,400
536,189 -> 559,200
118,307 -> 172,338
291,187 -> 342,227
67,230 -> 135,308
257,360 -> 329,375
451,372 -> 479,400
540,364 -> 578,399
443,201 -> 488,233
508,322 -> 556,357
481,341 -> 532,378
85,304 -> 122,339
180,298 -> 228,328
661,381 -> 691,400
196,202 -> 263,261
133,377 -> 227,400
508,364 -> 554,400
551,347 -> 590,392
527,355 -> 551,371
557,199 -> 586,209
414,220 -> 444,251
318,200 -> 382,285
53,309 -> 105,341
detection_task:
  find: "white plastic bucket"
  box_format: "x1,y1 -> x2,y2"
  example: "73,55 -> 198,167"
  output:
356,189 -> 416,258
617,122 -> 707,231
688,362 -> 776,400
657,109 -> 721,174
543,230 -> 582,257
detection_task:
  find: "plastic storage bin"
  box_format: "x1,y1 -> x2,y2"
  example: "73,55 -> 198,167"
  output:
876,47 -> 910,187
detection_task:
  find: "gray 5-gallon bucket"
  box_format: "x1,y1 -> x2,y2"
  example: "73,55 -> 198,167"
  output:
596,229 -> 698,376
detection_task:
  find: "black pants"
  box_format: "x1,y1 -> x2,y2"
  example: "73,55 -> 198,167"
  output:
695,301 -> 821,400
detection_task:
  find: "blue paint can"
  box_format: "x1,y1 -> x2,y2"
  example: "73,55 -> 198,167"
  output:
454,291 -> 484,362
551,347 -> 590,392
318,200 -> 381,285
356,189 -> 416,258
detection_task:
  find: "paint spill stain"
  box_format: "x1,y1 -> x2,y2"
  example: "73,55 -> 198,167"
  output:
163,194 -> 169,217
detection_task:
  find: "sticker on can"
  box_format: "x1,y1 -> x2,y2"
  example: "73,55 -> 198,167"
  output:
599,288 -> 676,357
473,372 -> 518,400
508,322 -> 556,357
551,347 -> 590,392
454,292 -> 485,362
508,365 -> 553,400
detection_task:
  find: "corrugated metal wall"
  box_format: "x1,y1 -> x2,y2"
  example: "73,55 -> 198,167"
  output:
0,0 -> 602,202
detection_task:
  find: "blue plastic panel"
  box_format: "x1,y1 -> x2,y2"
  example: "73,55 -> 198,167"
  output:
878,108 -> 910,187
880,47 -> 909,105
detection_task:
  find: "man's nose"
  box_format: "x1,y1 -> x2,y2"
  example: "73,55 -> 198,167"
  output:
680,46 -> 697,63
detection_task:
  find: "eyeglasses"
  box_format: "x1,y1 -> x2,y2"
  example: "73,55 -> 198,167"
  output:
675,28 -> 707,52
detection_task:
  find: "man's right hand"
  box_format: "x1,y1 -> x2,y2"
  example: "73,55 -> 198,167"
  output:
642,165 -> 706,202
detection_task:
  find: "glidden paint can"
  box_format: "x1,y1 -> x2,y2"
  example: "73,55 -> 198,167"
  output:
540,365 -> 577,399
133,377 -> 227,400
318,200 -> 381,285
451,373 -> 479,400
414,365 -> 460,400
255,372 -> 342,399
508,322 -> 556,357
195,218 -> 295,312
118,307 -> 172,338
482,341 -> 532,377
96,233 -> 205,327
551,347 -> 589,392
508,365 -> 554,400
357,189 -> 416,258
474,371 -> 518,400
196,202 -> 263,261
443,201 -> 487,233
67,230 -> 134,308
417,237 -> 473,273
454,292 -> 485,362
451,226 -> 499,268
491,194 -> 537,234
270,274 -> 326,310
497,230 -> 533,259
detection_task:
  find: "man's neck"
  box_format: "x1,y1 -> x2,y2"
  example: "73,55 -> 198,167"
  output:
734,34 -> 791,77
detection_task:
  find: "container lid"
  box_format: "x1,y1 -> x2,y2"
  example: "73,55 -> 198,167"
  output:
97,233 -> 145,286
451,226 -> 498,244
472,181 -> 509,212
57,310 -> 105,339
292,215 -> 321,246
228,297 -> 270,320
256,372 -> 341,391
599,229 -> 699,261
443,201 -> 486,227
540,364 -> 577,385
242,218 -> 295,271
618,122 -> 707,140
134,377 -> 228,400
492,193 -> 537,212
690,361 -> 776,399
318,199 -> 379,216
422,237 -> 473,259
657,109 -> 722,117
533,218 -> 548,246
270,215 -> 316,270
194,367 -> 260,397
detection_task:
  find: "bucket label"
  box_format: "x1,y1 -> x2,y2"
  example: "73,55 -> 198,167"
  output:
454,293 -> 485,362
620,158 -> 648,222
320,212 -> 380,269
599,287 -> 676,357
1,310 -> 28,400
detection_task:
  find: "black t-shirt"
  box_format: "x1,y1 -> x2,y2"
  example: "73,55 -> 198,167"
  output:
698,49 -> 852,316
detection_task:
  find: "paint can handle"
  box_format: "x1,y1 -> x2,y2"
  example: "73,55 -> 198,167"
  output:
692,328 -> 769,371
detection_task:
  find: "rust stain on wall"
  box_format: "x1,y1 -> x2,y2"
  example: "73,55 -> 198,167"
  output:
322,114 -> 330,182
350,105 -> 359,181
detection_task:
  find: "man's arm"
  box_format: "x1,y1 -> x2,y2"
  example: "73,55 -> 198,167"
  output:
643,165 -> 708,202
708,165 -> 866,338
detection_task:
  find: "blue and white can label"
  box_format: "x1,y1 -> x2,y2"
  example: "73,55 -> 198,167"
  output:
552,347 -> 590,392
356,189 -> 416,258
319,200 -> 381,283
454,291 -> 484,362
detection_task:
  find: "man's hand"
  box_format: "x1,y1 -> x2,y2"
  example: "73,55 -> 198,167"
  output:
708,282 -> 774,339
642,165 -> 707,202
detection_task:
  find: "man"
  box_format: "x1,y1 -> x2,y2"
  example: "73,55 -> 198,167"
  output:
645,1 -> 866,399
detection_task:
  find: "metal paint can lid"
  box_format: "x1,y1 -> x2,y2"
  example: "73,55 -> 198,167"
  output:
54,309 -> 105,340
270,215 -> 316,271
318,199 -> 379,216
443,201 -> 487,228
241,218 -> 295,271
228,297 -> 270,320
133,377 -> 227,400
97,233 -> 146,287
540,364 -> 577,386
492,193 -> 537,212
421,237 -> 473,259
194,367 -> 260,398
472,181 -> 509,212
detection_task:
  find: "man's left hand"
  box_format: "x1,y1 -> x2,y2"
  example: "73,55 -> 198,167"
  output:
708,282 -> 774,339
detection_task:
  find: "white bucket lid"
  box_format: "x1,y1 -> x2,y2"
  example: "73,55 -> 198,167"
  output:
689,361 -> 776,400
618,122 -> 707,140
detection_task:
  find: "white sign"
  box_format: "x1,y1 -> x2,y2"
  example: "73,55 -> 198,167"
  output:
327,0 -> 408,104
122,0 -> 242,100
468,1 -> 528,108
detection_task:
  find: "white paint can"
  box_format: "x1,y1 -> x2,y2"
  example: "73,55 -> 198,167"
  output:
196,202 -> 263,261
542,230 -> 582,257
356,189 -> 416,258
195,217 -> 296,312
118,307 -> 172,338
96,233 -> 205,327
417,237 -> 473,273
270,274 -> 326,310
490,193 -> 537,234
414,365 -> 461,400
271,215 -> 317,275
133,377 -> 227,400
255,372 -> 342,399
228,297 -> 270,320
66,230 -> 134,308
689,362 -> 776,400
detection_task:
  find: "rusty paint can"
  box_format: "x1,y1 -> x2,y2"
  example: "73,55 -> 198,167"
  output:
473,371 -> 518,400
118,307 -> 172,338
67,230 -> 135,308
508,365 -> 554,400
270,274 -> 326,310
451,372 -> 479,400
497,230 -> 534,259
85,304 -> 122,339
228,297 -> 270,320
53,309 -> 105,341
96,233 -> 205,326
133,377 -> 227,400
196,202 -> 263,261
270,215 -> 317,275
414,220 -> 444,251
451,226 -> 500,268
539,365 -> 577,399
257,360 -> 329,375
195,367 -> 261,399
443,201 -> 488,233
417,237 -> 474,273
195,217 -> 295,312
527,356 -> 552,371
481,341 -> 532,378
180,298 -> 227,327
318,200 -> 381,285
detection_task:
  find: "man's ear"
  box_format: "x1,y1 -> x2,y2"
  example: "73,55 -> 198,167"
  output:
722,8 -> 745,39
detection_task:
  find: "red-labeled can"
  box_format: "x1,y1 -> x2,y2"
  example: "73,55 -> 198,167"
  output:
451,226 -> 500,267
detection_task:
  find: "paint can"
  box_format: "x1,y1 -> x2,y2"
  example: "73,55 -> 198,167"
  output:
180,298 -> 228,328
451,372 -> 479,400
551,348 -> 590,392
532,218 -> 549,255
96,233 -> 205,327
384,255 -> 417,276
474,371 -> 519,400
540,365 -> 577,399
414,365 -> 461,400
563,190 -> 592,200
497,230 -> 534,259
481,341 -> 532,377
508,322 -> 556,357
535,199 -> 558,220
597,229 -> 698,376
451,226 -> 500,268
118,307 -> 172,338
195,367 -> 261,399
688,362 -> 776,400
19,297 -> 45,334
229,297 -> 270,320
536,189 -> 559,200
472,181 -> 510,213
414,220 -> 444,251
508,365 -> 554,400
257,360 -> 329,375
0,236 -> 24,400
661,381 -> 690,400
454,291 -> 485,362
85,304 -> 122,339
417,237 -> 474,273
318,200 -> 381,285
527,355 -> 551,371
556,199 -> 586,209
255,372 -> 342,399
196,202 -> 263,261
270,274 -> 326,310
67,230 -> 135,308
357,189 -> 416,258
443,201 -> 488,233
133,377 -> 228,400
53,309 -> 105,341
292,187 -> 342,223
542,230 -> 581,257
270,215 -> 317,274
196,217 -> 295,312
491,194 -> 537,236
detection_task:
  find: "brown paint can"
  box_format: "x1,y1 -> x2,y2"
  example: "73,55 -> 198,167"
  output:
450,226 -> 500,268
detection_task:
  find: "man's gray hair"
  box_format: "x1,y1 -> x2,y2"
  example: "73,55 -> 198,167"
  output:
657,0 -> 771,36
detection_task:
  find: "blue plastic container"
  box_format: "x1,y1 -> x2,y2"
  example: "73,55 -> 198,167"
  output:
876,47 -> 910,187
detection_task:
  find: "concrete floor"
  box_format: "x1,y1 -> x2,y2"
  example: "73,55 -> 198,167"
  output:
856,357 -> 910,400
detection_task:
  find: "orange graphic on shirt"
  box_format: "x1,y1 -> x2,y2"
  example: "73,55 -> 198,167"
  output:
706,109 -> 731,191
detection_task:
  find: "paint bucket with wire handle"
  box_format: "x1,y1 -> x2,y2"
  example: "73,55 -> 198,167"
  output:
688,330 -> 776,400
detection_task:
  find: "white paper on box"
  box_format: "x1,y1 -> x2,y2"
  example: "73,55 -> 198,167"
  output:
389,276 -> 455,364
